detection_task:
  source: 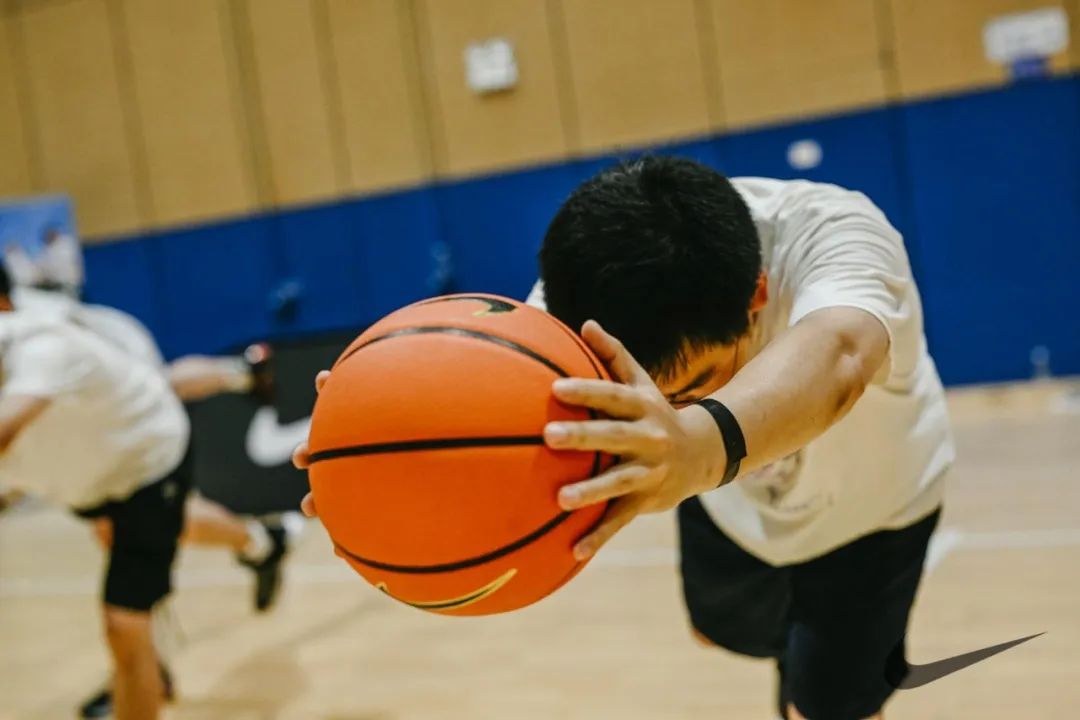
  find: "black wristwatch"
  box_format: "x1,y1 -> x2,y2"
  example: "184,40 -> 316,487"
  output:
693,399 -> 747,487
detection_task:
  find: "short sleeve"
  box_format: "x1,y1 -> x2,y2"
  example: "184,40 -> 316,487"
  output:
785,204 -> 923,387
525,280 -> 548,310
3,330 -> 87,398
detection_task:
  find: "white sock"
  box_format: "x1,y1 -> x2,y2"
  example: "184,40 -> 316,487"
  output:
240,520 -> 272,562
280,511 -> 305,543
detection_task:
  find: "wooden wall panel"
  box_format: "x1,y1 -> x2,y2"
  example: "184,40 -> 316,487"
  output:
18,0 -> 144,237
0,11 -> 33,198
1069,0 -> 1080,67
708,0 -> 890,129
326,0 -> 431,193
241,0 -> 345,205
889,0 -> 1077,100
559,0 -> 713,152
121,0 -> 257,226
1071,0 -> 1080,66
416,0 -> 569,177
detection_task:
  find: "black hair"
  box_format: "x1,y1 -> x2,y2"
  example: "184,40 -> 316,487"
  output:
539,156 -> 761,379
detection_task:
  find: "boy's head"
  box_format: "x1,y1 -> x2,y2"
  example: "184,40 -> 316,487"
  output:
539,156 -> 766,404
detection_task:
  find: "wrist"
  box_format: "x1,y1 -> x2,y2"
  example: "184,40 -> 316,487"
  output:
223,358 -> 255,393
681,404 -> 730,493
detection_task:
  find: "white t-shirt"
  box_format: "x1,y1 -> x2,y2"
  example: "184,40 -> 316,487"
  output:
40,233 -> 85,291
528,177 -> 954,565
0,312 -> 189,509
13,287 -> 165,367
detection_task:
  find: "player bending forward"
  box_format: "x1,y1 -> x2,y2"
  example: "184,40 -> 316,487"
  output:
0,285 -> 300,717
296,157 -> 954,720
0,270 -> 189,719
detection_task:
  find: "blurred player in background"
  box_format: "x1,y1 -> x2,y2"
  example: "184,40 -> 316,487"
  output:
76,341 -> 300,719
0,272 -> 301,718
0,265 -> 191,720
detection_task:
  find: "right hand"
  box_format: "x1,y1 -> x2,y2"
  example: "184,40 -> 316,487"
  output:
293,370 -> 330,518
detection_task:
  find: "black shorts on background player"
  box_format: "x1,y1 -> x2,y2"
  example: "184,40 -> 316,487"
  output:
679,496 -> 940,720
75,447 -> 194,611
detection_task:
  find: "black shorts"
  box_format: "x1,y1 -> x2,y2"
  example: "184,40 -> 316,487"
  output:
75,447 -> 193,612
679,496 -> 940,720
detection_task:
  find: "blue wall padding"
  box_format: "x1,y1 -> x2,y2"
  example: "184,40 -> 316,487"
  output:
716,107 -> 910,240
575,136 -> 723,181
900,76 -> 1080,384
351,188 -> 446,320
83,74 -> 1080,384
82,235 -> 165,337
433,162 -> 586,299
151,215 -> 279,358
271,200 -> 369,335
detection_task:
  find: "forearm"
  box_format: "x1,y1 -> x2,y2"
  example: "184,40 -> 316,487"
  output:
166,355 -> 251,402
698,307 -> 888,481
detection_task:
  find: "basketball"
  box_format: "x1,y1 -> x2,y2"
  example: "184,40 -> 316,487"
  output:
307,294 -> 611,616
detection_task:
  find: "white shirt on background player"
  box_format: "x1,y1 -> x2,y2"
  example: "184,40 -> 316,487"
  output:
39,232 -> 85,292
527,177 -> 954,565
13,286 -> 165,367
0,310 -> 189,509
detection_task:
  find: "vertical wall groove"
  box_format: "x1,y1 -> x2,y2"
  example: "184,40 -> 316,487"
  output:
106,0 -> 155,226
411,0 -> 449,176
310,0 -> 352,192
874,0 -> 901,101
217,0 -> 263,212
545,0 -> 581,157
693,0 -> 726,131
5,0 -> 43,192
225,0 -> 275,206
400,0 -> 435,180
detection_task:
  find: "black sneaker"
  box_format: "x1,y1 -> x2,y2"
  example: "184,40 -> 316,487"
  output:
78,663 -> 174,718
237,523 -> 289,612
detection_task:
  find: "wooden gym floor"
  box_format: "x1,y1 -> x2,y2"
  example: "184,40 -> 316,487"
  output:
2,379 -> 1078,719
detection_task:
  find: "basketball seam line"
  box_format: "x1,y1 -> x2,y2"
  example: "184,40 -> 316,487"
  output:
308,435 -> 545,463
335,326 -> 570,378
333,511 -> 573,574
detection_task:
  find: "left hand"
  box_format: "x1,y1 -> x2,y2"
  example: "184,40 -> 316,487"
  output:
544,320 -> 725,560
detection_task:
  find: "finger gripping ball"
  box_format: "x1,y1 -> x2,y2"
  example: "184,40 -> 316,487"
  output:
308,294 -> 611,616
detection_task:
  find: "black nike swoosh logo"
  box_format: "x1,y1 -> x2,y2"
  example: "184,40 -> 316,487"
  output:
888,633 -> 1045,689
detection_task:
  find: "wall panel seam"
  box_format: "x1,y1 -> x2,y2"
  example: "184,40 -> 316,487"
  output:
693,0 -> 725,131
4,1 -> 42,192
9,0 -> 46,192
226,0 -> 276,206
106,0 -> 155,227
311,0 -> 352,192
399,0 -> 435,179
411,0 -> 450,176
545,0 -> 580,157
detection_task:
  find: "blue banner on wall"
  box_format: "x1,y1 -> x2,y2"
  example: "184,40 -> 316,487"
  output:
0,194 -> 77,256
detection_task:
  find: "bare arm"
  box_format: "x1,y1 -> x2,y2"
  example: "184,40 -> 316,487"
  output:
166,355 -> 251,402
700,305 -> 890,479
0,394 -> 52,453
542,308 -> 891,558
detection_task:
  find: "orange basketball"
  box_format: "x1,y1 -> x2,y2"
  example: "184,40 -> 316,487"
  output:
307,293 -> 611,616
